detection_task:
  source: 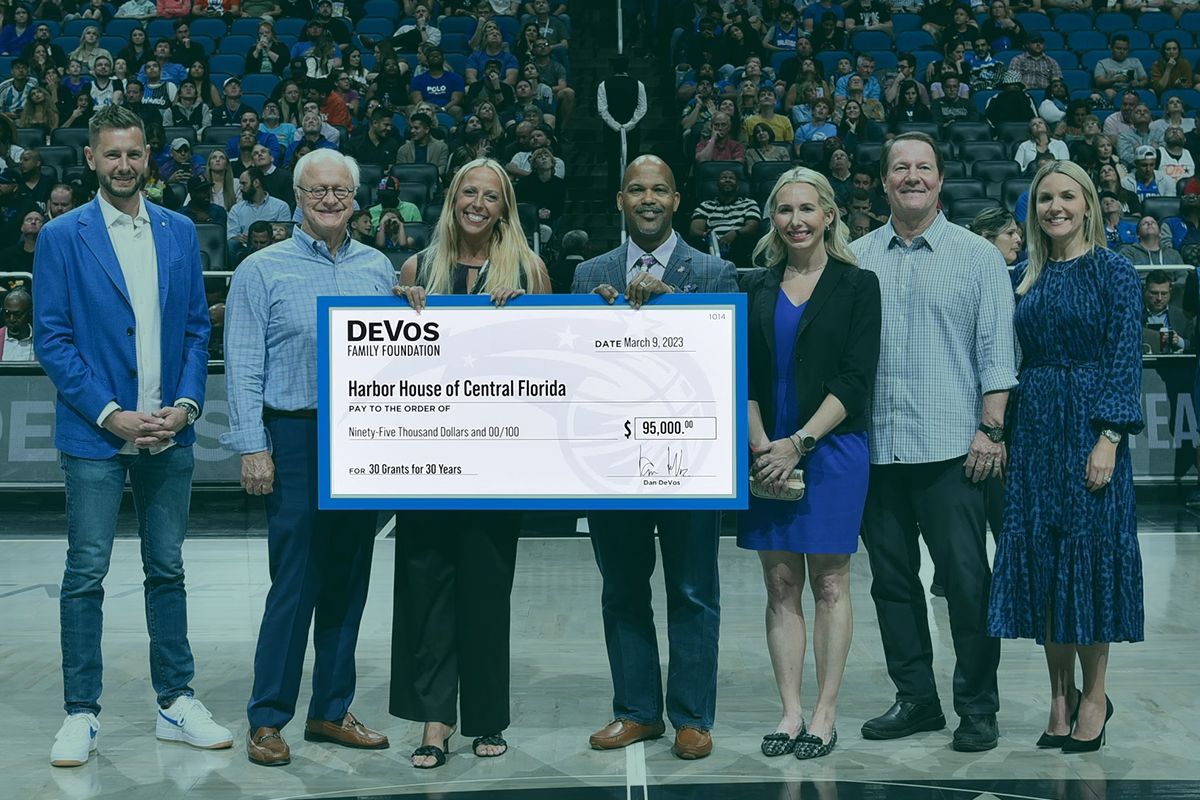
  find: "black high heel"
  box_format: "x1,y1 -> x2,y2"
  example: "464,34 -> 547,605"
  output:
1061,696 -> 1112,753
1036,689 -> 1081,748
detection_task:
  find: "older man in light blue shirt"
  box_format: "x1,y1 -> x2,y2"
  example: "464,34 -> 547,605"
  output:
223,149 -> 396,768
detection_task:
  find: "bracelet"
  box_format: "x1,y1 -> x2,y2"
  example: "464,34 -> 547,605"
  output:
789,433 -> 804,456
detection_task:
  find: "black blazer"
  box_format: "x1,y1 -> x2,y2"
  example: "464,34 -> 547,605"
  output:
741,257 -> 882,436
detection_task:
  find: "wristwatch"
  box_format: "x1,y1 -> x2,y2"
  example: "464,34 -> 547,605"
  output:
792,430 -> 817,454
1100,428 -> 1122,444
977,422 -> 1006,443
175,402 -> 199,427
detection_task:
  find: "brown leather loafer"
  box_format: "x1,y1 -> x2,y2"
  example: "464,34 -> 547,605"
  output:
588,719 -> 666,750
248,727 -> 290,767
672,726 -> 713,759
303,712 -> 389,749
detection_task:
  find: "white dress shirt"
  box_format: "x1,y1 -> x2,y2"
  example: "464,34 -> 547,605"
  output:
625,231 -> 677,284
96,192 -> 167,454
0,332 -> 34,361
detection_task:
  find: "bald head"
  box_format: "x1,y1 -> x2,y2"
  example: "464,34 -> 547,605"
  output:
619,155 -> 680,251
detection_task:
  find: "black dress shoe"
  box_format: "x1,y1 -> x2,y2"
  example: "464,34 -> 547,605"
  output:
953,714 -> 999,752
861,701 -> 946,740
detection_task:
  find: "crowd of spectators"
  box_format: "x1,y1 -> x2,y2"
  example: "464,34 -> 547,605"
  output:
0,0 -> 577,360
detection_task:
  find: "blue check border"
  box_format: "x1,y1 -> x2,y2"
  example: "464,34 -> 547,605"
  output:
317,293 -> 748,511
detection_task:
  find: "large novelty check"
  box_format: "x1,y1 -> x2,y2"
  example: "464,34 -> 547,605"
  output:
317,294 -> 747,510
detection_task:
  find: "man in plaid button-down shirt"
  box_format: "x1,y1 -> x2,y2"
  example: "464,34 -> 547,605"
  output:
849,133 -> 1017,753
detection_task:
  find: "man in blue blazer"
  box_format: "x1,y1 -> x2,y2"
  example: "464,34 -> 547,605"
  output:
33,106 -> 232,768
573,155 -> 738,760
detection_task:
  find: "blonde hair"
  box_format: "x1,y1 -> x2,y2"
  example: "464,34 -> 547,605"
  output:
1017,160 -> 1106,296
751,167 -> 858,270
423,158 -> 545,295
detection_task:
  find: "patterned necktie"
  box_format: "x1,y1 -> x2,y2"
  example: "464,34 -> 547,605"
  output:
636,253 -> 657,273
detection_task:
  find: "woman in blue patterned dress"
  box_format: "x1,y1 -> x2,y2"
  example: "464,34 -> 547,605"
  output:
739,167 -> 881,760
988,161 -> 1144,753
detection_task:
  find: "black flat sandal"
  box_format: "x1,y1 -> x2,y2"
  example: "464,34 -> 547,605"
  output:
761,723 -> 805,757
794,727 -> 837,760
411,731 -> 453,769
472,733 -> 508,758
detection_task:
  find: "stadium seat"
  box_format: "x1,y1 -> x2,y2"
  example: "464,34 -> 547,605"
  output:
961,140 -> 1009,163
942,160 -> 965,178
1048,50 -> 1079,71
438,16 -> 477,38
892,13 -> 921,33
31,20 -> 61,37
49,129 -> 89,150
947,121 -> 994,149
241,94 -> 265,113
941,178 -> 987,205
276,18 -> 305,37
1143,196 -> 1181,221
405,222 -> 431,251
1080,50 -> 1109,73
216,35 -> 253,56
973,160 -> 1022,196
914,51 -> 939,76
390,114 -> 408,139
695,178 -> 751,204
364,0 -> 401,20
355,184 -> 376,210
1014,12 -> 1050,32
1094,13 -> 1134,35
195,224 -> 227,269
874,52 -> 898,71
147,20 -> 175,39
493,14 -> 519,43
1040,31 -> 1065,50
750,160 -> 793,185
796,141 -> 827,167
165,126 -> 197,145
201,126 -> 241,145
62,165 -> 90,184
850,31 -> 891,54
1067,31 -> 1107,54
694,161 -> 745,182
210,54 -> 243,75
1002,178 -> 1029,211
1125,32 -> 1151,51
358,164 -> 384,189
190,18 -> 227,40
422,202 -> 442,225
1061,69 -> 1090,91
1181,12 -> 1200,33
994,50 -> 1019,66
162,182 -> 187,211
445,53 -> 467,74
1138,12 -> 1179,34
1162,89 -> 1200,110
995,121 -> 1030,145
1132,50 -> 1160,72
947,197 -> 1002,218
15,128 -> 44,147
241,74 -> 280,97
895,122 -> 939,140
100,36 -> 126,55
356,18 -> 395,40
388,164 -> 441,202
972,89 -> 998,114
856,142 -> 883,165
816,50 -> 852,77
62,19 -> 91,37
105,19 -> 141,39
441,33 -> 471,54
1153,30 -> 1188,50
896,31 -> 935,52
1054,12 -> 1094,34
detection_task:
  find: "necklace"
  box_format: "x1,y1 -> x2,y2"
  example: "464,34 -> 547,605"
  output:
785,263 -> 826,276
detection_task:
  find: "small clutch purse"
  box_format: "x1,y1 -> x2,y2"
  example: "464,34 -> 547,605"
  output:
750,469 -> 806,501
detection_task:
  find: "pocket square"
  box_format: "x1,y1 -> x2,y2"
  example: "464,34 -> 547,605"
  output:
680,283 -> 699,293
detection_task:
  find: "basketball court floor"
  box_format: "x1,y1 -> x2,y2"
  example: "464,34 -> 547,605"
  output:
1,493 -> 1197,800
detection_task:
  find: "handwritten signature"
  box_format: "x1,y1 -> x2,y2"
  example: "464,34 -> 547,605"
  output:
639,445 -> 690,477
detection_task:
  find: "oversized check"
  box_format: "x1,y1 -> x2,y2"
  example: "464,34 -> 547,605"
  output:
317,294 -> 747,510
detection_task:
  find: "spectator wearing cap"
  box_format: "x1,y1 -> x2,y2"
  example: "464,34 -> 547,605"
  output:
1159,127 -> 1195,184
347,107 -> 402,169
394,111 -> 450,178
291,20 -> 327,61
466,24 -> 519,86
1094,33 -> 1148,104
180,174 -> 228,226
1007,32 -> 1060,90
161,137 -> 206,183
1117,104 -> 1158,168
225,108 -> 283,166
984,69 -> 1037,132
1164,177 -> 1200,252
212,76 -> 248,127
1123,145 -> 1177,200
1099,190 -> 1139,248
410,47 -> 467,122
312,0 -> 353,46
367,177 -> 422,233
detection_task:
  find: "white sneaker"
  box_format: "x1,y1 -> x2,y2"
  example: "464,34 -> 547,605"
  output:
156,696 -> 234,750
51,713 -> 99,767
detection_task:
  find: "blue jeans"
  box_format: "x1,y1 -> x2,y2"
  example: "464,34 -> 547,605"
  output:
60,446 -> 197,716
588,511 -> 721,730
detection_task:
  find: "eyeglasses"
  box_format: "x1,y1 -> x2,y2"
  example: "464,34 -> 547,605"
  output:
297,185 -> 354,200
